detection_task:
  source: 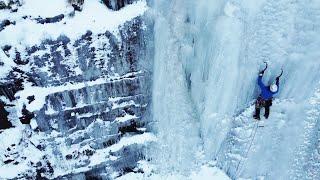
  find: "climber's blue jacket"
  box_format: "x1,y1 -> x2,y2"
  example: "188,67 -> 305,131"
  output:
258,75 -> 278,100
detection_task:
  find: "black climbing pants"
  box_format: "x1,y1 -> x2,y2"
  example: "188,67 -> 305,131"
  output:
254,96 -> 272,119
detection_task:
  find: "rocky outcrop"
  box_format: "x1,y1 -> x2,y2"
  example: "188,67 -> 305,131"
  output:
0,14 -> 153,180
0,0 -> 22,12
68,0 -> 84,11
103,0 -> 137,11
0,100 -> 12,130
35,14 -> 65,24
0,19 -> 15,32
0,0 -> 153,178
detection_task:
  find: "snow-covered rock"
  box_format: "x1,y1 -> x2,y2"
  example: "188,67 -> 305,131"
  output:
0,0 -> 153,179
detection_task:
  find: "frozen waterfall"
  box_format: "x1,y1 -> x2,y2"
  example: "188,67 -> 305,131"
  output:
151,0 -> 320,179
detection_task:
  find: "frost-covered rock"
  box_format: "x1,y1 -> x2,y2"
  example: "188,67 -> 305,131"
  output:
69,0 -> 84,11
103,0 -> 137,11
0,0 -> 153,179
0,0 -> 22,11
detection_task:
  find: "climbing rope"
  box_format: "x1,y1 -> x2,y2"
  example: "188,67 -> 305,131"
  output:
234,120 -> 260,178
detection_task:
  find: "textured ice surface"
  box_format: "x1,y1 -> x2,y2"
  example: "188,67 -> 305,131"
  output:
151,0 -> 320,179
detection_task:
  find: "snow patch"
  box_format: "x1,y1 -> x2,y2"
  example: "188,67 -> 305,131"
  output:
30,119 -> 38,130
107,133 -> 156,152
0,0 -> 148,46
0,49 -> 15,81
19,0 -> 72,17
116,165 -> 230,180
224,2 -> 239,18
115,114 -> 137,123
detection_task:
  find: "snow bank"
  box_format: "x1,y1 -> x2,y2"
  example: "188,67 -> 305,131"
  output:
0,128 -> 22,156
116,165 -> 230,180
19,0 -> 71,17
107,133 -> 156,152
115,114 -> 137,123
0,49 -> 15,81
0,127 -> 44,179
0,0 -> 148,46
190,166 -> 230,180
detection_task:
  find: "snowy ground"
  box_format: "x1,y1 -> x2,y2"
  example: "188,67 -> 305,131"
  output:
116,161 -> 230,180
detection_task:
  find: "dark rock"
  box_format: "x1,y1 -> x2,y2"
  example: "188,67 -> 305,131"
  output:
119,121 -> 139,134
122,166 -> 134,173
4,159 -> 14,164
36,144 -> 45,151
0,77 -> 24,101
27,95 -> 35,104
47,162 -> 54,174
36,14 -> 65,24
35,160 -> 54,179
2,45 -> 11,52
69,0 -> 84,11
103,137 -> 119,147
19,104 -> 34,124
85,175 -> 103,180
83,149 -> 95,156
0,1 -> 5,9
0,19 -> 15,32
65,154 -> 73,160
36,162 -> 42,167
102,0 -> 136,11
14,51 -> 29,65
0,0 -> 22,10
0,100 -> 12,130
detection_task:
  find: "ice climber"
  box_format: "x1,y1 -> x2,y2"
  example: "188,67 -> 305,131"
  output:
253,63 -> 282,120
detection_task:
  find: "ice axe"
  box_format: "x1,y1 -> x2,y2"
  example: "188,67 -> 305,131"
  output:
260,61 -> 268,74
276,68 -> 283,79
275,68 -> 283,82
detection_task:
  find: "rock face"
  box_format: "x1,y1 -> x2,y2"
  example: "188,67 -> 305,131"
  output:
0,0 -> 22,11
21,17 -> 152,133
0,1 -> 153,179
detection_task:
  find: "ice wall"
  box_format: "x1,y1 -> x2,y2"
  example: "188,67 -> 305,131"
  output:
151,0 -> 201,174
152,0 -> 320,179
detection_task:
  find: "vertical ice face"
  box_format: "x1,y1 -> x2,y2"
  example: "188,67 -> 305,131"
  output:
151,0 -> 201,174
191,0 -> 249,159
152,0 -> 320,179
